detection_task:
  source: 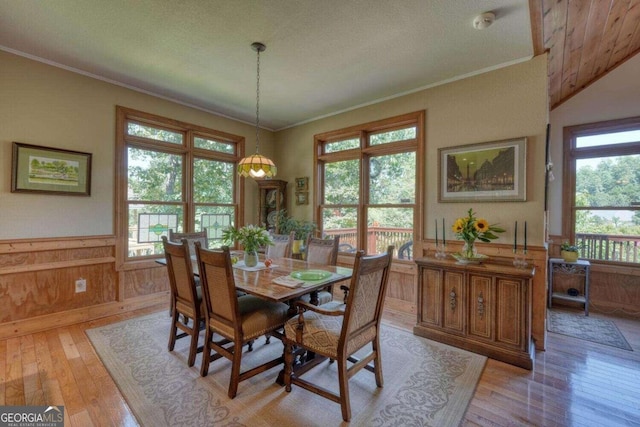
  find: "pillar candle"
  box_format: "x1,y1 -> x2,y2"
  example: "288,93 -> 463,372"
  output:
435,219 -> 438,246
524,221 -> 527,252
514,221 -> 517,252
442,218 -> 445,246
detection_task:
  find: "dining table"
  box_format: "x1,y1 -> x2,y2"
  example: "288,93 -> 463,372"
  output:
157,254 -> 353,383
157,254 -> 352,306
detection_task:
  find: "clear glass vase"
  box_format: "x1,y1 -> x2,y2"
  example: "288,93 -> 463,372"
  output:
244,250 -> 259,267
462,241 -> 477,259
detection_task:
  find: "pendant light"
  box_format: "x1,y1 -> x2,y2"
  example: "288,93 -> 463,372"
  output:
237,42 -> 277,179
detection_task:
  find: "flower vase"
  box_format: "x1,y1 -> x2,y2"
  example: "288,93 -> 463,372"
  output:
452,240 -> 487,264
244,250 -> 259,267
462,241 -> 477,259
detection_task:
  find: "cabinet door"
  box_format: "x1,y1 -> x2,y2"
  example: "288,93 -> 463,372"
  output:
468,274 -> 493,341
442,271 -> 465,333
418,267 -> 441,327
495,277 -> 525,350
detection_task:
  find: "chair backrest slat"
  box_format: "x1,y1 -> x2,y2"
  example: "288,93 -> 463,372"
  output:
169,228 -> 208,256
306,236 -> 340,266
342,246 -> 393,340
195,244 -> 239,335
266,231 -> 294,259
162,236 -> 199,307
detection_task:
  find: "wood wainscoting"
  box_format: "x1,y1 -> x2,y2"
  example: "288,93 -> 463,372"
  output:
0,235 -> 168,339
337,253 -> 417,317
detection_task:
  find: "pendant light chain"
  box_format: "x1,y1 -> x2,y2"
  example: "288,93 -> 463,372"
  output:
237,42 -> 276,178
255,45 -> 261,154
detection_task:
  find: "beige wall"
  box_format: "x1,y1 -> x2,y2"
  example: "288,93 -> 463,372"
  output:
0,50 -> 274,239
275,54 -> 549,248
1,49 -> 549,246
548,52 -> 640,237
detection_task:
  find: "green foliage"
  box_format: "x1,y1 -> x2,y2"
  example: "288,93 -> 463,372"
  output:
560,241 -> 582,252
275,210 -> 316,240
222,225 -> 272,252
575,155 -> 640,237
452,208 -> 505,244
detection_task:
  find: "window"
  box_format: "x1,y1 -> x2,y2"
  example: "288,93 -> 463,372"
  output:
315,111 -> 424,259
116,107 -> 244,261
564,116 -> 640,264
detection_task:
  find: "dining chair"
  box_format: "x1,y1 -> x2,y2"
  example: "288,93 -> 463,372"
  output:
168,228 -> 209,255
283,246 -> 394,422
301,235 -> 340,305
194,243 -> 290,398
161,236 -> 204,367
265,231 -> 294,259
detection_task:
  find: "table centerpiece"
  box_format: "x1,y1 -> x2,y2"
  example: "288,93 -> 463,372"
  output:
451,208 -> 505,264
222,224 -> 273,267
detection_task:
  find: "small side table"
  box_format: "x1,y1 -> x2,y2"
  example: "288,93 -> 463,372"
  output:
548,258 -> 591,315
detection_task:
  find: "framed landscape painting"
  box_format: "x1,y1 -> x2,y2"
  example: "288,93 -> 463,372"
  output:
11,142 -> 92,196
439,137 -> 526,202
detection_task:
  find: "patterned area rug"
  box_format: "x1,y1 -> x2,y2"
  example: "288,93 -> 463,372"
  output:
548,310 -> 633,351
87,311 -> 486,426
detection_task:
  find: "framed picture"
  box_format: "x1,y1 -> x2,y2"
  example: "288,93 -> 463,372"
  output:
11,142 -> 92,196
439,137 -> 526,202
295,176 -> 309,191
295,191 -> 309,205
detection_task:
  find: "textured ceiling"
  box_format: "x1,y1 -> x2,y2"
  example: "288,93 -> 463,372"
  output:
0,0 -> 534,130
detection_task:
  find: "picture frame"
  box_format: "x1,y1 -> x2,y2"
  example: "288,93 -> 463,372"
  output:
295,191 -> 309,205
439,137 -> 526,202
295,176 -> 309,191
11,142 -> 92,196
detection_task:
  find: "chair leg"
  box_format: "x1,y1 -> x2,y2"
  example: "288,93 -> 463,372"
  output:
200,327 -> 211,377
338,358 -> 351,422
373,336 -> 383,387
168,311 -> 178,351
284,341 -> 294,392
187,323 -> 199,367
228,339 -> 243,399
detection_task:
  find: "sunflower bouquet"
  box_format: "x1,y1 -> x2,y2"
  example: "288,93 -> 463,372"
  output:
452,208 -> 505,259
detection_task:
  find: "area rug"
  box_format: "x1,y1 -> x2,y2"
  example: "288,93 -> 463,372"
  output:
86,311 -> 486,426
548,310 -> 633,351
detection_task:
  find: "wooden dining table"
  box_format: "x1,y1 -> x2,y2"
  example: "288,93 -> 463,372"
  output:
157,255 -> 352,306
157,254 -> 353,383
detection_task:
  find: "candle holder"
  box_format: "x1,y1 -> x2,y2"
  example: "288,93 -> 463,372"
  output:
435,243 -> 447,259
512,251 -> 528,268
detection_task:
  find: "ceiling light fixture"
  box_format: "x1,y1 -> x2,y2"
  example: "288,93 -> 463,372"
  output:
473,12 -> 495,30
237,42 -> 277,179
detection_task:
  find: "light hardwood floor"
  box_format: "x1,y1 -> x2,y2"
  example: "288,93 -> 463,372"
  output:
2,304 -> 639,426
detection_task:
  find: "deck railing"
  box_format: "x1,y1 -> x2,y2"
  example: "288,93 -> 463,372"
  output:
576,233 -> 640,263
323,227 -> 413,258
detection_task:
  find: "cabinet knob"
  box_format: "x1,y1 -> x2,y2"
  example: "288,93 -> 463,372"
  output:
477,292 -> 485,318
449,289 -> 457,310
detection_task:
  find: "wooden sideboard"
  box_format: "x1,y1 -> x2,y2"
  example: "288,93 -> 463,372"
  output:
413,257 -> 535,370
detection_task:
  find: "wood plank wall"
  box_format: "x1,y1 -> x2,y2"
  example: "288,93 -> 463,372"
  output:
0,236 -> 168,339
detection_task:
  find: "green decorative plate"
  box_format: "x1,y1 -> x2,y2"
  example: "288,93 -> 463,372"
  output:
291,270 -> 332,281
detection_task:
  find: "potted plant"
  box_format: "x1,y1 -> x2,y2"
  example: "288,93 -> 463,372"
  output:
275,210 -> 317,254
560,241 -> 582,262
222,225 -> 273,267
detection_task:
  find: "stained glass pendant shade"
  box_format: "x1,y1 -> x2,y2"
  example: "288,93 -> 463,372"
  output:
237,42 -> 277,179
